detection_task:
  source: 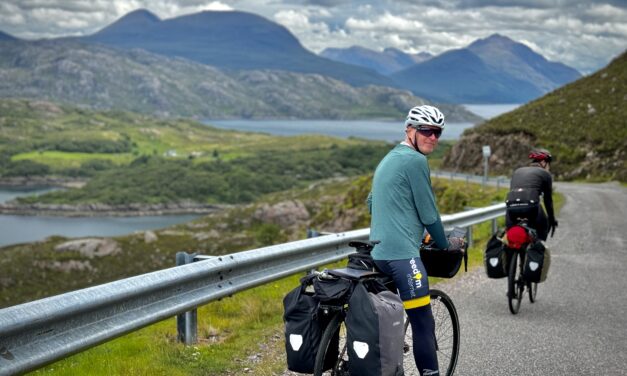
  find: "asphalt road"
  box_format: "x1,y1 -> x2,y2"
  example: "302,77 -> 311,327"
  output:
438,181 -> 627,375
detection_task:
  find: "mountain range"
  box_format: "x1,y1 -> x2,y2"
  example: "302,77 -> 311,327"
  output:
321,34 -> 581,103
390,34 -> 581,103
320,46 -> 432,75
75,9 -> 395,88
0,39 -> 480,121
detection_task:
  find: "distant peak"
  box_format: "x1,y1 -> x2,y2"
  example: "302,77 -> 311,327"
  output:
486,33 -> 512,41
121,9 -> 160,22
471,33 -> 516,47
93,9 -> 160,36
0,30 -> 18,41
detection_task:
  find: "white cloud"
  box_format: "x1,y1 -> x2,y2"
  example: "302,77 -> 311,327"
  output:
0,0 -> 624,72
346,13 -> 424,32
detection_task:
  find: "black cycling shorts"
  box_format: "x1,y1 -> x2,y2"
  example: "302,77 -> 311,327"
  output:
374,257 -> 431,310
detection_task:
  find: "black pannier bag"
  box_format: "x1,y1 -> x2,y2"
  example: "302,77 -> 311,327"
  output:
523,240 -> 551,283
346,280 -> 405,376
484,231 -> 508,278
283,274 -> 331,373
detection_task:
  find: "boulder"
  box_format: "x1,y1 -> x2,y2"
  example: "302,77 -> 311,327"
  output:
144,230 -> 158,243
253,200 -> 310,228
54,238 -> 121,258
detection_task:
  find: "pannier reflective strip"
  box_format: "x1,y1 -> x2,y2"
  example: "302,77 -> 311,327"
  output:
289,334 -> 303,351
489,257 -> 499,267
403,295 -> 430,309
353,341 -> 370,359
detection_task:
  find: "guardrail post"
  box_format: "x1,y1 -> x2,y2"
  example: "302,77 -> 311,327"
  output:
466,226 -> 474,248
492,218 -> 498,235
176,251 -> 198,345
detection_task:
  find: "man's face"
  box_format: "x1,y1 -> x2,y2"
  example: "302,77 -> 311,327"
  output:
411,126 -> 441,155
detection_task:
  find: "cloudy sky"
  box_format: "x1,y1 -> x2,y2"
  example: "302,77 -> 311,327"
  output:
1,0 -> 625,73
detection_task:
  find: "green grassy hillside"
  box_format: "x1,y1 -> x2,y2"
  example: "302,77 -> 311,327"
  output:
442,51 -> 626,182
0,99 -> 393,206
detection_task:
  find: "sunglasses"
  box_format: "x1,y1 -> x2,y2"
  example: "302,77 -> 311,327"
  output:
416,127 -> 442,139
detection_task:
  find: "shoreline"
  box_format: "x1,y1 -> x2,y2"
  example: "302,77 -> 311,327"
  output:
0,176 -> 87,189
0,202 -> 228,217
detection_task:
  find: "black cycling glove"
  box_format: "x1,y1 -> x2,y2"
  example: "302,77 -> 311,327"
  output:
447,237 -> 466,252
549,218 -> 558,237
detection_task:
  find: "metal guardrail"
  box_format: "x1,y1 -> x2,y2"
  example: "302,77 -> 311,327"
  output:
0,203 -> 505,375
432,170 -> 510,189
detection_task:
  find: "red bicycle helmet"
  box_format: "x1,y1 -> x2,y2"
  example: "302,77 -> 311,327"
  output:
528,148 -> 552,163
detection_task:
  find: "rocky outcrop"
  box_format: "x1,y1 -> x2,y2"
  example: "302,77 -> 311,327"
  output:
54,238 -> 121,258
442,130 -> 627,181
442,131 -> 536,176
253,200 -> 310,228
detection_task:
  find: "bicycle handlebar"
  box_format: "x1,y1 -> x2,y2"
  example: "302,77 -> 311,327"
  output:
421,226 -> 468,253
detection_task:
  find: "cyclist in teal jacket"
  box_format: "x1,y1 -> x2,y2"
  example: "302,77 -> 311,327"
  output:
368,105 -> 463,376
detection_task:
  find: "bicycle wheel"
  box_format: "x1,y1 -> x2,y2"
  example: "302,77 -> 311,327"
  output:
508,252 -> 523,314
528,281 -> 538,303
403,289 -> 460,376
313,312 -> 349,376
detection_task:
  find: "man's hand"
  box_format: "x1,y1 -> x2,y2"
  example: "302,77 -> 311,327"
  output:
447,237 -> 466,252
549,218 -> 558,237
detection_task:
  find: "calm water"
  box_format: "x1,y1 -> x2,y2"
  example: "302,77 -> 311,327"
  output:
0,188 -> 199,248
204,104 -> 520,141
205,119 -> 473,142
463,104 -> 521,119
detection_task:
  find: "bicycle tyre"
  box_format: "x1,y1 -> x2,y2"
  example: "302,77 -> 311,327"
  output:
508,252 -> 523,314
403,289 -> 460,376
313,312 -> 348,376
528,281 -> 538,303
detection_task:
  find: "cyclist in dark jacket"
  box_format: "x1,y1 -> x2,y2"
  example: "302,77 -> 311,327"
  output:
506,149 -> 557,240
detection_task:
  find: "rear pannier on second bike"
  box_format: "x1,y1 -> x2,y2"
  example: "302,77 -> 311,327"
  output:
522,239 -> 551,283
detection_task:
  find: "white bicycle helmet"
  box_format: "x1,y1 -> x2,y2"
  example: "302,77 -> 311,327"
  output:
405,105 -> 445,129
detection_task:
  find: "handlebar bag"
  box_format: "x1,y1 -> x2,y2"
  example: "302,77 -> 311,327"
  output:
420,247 -> 464,278
283,274 -> 334,373
346,280 -> 404,376
484,232 -> 508,279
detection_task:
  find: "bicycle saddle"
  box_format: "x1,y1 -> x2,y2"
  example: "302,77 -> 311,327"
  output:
348,240 -> 380,252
